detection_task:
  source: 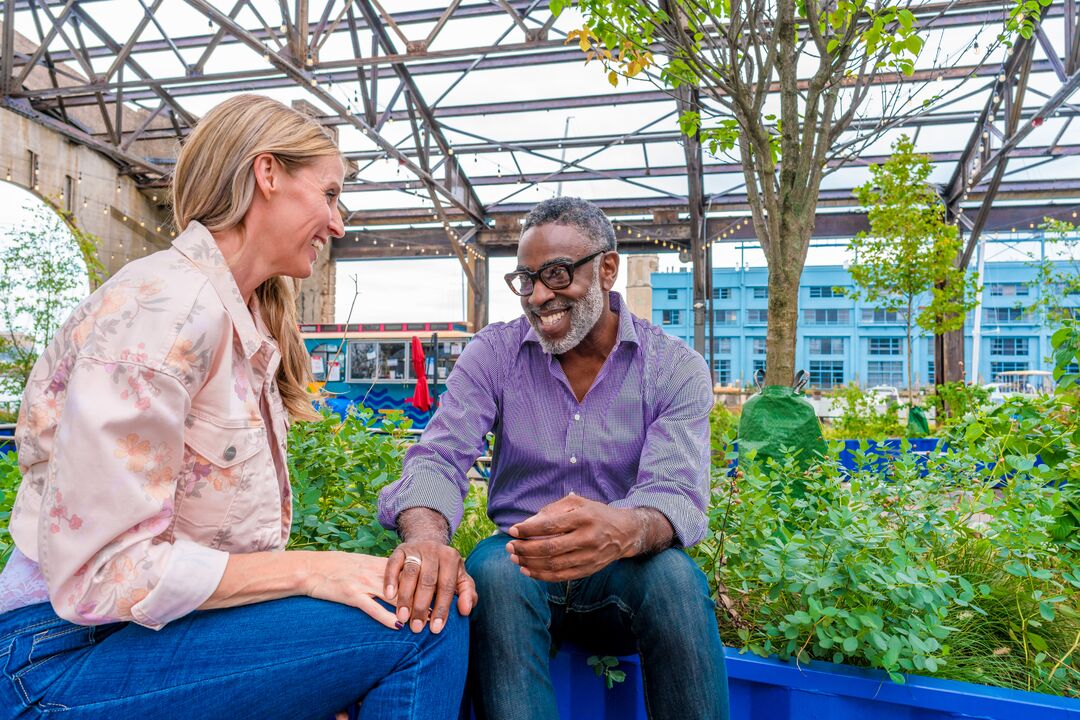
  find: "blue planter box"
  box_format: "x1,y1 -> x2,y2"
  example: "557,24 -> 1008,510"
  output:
536,646 -> 1080,720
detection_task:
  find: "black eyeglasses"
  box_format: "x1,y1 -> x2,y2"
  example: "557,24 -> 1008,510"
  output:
504,250 -> 607,297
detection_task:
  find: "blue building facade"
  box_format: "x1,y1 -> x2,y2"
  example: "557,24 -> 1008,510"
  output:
651,261 -> 1077,389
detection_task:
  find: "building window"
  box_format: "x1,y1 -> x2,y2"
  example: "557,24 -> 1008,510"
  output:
347,341 -> 379,382
803,308 -> 849,325
809,360 -> 845,389
752,287 -> 769,299
927,358 -> 935,381
712,287 -> 732,300
711,337 -> 733,354
64,175 -> 74,212
666,289 -> 679,300
713,358 -> 732,384
868,337 -> 902,355
861,308 -> 901,324
989,283 -> 1030,297
867,360 -> 904,386
990,337 -> 1030,356
752,337 -> 767,355
713,309 -> 738,325
752,359 -> 767,375
984,307 -> 1030,323
747,309 -> 768,324
991,361 -> 1029,378
27,150 -> 37,189
808,337 -> 845,355
662,309 -> 682,325
809,285 -> 844,298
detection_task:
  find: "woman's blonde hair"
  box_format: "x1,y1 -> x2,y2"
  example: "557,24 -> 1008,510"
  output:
172,93 -> 339,422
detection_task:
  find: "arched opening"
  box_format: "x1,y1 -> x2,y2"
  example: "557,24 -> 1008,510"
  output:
0,181 -> 95,419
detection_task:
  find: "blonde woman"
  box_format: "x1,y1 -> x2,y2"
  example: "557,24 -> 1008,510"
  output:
0,94 -> 472,720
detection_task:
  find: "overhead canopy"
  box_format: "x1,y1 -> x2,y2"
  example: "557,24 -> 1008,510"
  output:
2,0 -> 1078,260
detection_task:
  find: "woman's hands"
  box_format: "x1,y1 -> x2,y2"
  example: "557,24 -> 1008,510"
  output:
302,551 -> 399,629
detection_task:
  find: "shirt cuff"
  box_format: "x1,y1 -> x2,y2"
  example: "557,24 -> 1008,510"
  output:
378,474 -> 464,536
130,540 -> 229,630
610,491 -> 707,548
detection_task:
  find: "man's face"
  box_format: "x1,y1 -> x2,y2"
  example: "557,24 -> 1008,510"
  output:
516,223 -> 610,354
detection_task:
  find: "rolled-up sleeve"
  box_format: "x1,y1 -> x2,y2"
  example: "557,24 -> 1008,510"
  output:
378,335 -> 502,535
610,348 -> 712,547
40,357 -> 228,629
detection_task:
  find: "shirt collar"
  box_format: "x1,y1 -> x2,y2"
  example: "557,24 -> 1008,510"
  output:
172,220 -> 264,359
522,291 -> 639,351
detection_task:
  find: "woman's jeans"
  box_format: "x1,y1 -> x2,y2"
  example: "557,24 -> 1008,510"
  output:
0,596 -> 467,720
465,533 -> 729,720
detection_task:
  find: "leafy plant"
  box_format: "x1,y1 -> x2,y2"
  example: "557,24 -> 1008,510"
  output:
825,385 -> 905,440
927,382 -> 991,430
1027,218 -> 1080,328
587,655 -> 627,689
692,444 -> 1080,695
285,405 -> 411,556
709,402 -> 740,457
849,135 -> 980,405
0,450 -> 18,566
0,201 -> 104,396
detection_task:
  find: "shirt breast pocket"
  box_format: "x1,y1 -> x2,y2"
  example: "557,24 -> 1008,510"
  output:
183,412 -> 266,495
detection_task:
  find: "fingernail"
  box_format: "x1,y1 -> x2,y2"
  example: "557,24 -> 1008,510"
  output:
520,567 -> 532,577
509,554 -> 520,565
410,619 -> 424,633
398,608 -> 410,622
432,618 -> 444,634
394,621 -> 404,630
386,585 -> 396,598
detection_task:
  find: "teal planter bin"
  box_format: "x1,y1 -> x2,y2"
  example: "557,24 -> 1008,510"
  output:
534,646 -> 1080,719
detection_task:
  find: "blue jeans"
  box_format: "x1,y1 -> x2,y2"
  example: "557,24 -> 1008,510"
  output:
465,534 -> 729,720
0,596 -> 467,720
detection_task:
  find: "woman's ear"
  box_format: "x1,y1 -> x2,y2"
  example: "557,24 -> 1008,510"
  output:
252,153 -> 277,200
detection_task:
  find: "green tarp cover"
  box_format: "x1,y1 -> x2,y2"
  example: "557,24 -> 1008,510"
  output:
737,385 -> 826,471
907,406 -> 930,437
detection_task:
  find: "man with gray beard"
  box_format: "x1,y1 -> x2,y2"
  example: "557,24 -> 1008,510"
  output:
377,197 -> 729,720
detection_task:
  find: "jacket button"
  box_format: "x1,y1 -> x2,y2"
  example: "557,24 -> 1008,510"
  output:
223,446 -> 236,461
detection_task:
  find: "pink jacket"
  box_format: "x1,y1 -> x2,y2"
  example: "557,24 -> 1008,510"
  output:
1,221 -> 292,629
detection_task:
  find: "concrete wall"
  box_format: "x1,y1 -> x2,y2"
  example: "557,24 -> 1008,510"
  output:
1,107 -> 171,279
625,254 -> 658,320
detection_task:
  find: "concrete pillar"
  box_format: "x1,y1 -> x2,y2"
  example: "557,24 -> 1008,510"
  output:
626,254 -> 658,320
0,107 -> 171,281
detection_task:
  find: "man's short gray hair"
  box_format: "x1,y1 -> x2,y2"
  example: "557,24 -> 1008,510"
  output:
520,197 -> 617,254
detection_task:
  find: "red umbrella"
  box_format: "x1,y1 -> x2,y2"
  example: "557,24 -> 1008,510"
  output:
407,336 -> 432,413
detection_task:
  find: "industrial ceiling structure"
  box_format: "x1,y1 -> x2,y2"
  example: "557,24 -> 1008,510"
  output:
2,0 -> 1080,334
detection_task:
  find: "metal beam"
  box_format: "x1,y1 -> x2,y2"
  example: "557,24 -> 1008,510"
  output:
342,144 -> 1080,193
331,202 -> 1080,260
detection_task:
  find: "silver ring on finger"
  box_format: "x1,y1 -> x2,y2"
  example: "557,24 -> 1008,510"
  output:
404,555 -> 422,569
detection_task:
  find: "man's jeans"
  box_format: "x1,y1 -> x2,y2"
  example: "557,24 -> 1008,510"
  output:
0,596 -> 467,720
465,533 -> 729,720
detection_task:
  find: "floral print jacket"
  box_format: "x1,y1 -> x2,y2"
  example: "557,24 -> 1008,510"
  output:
0,221 -> 292,630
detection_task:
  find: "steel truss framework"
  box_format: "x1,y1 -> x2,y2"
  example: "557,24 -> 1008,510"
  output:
2,0 -> 1080,338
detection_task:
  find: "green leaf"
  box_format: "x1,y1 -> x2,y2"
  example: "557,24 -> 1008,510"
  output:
842,636 -> 859,653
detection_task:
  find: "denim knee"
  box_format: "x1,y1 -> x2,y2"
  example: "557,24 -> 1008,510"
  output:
622,550 -> 714,617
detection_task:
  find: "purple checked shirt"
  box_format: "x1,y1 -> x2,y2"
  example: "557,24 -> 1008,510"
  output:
377,292 -> 713,547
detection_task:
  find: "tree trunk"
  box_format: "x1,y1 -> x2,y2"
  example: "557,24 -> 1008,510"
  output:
763,217 -> 813,387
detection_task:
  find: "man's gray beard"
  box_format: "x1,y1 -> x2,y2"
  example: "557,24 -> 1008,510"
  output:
531,263 -> 605,355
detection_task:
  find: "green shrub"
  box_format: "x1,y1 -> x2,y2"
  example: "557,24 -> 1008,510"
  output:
824,385 -> 906,440
0,450 -> 18,566
690,431 -> 1080,696
710,402 -> 740,456
928,381 -> 991,429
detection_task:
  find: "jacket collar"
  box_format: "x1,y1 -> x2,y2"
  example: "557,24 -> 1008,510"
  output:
172,221 -> 264,359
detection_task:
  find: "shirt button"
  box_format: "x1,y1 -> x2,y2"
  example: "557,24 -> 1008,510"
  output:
570,456 -> 577,464
574,413 -> 581,421
223,446 -> 236,462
